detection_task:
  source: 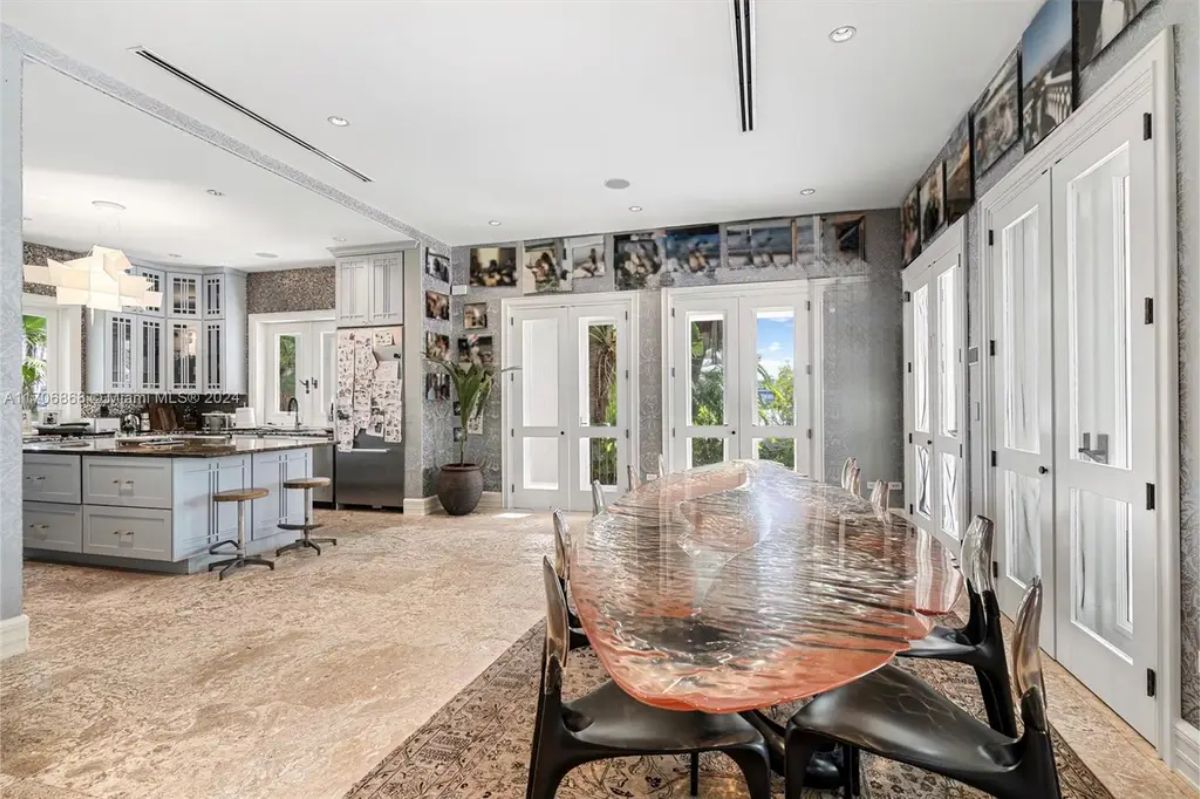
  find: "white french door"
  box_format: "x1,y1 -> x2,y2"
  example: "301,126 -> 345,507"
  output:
665,285 -> 813,475
264,320 -> 336,427
506,296 -> 634,512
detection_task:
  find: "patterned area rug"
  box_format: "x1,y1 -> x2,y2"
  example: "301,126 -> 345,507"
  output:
347,622 -> 1111,798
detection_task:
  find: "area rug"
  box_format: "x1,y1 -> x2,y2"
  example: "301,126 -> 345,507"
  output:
346,622 -> 1112,798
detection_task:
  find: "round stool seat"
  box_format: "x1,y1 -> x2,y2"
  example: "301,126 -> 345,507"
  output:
214,487 -> 269,502
283,477 -> 331,489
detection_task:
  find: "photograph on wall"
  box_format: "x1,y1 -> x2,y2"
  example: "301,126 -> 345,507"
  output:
424,372 -> 450,401
522,240 -> 571,294
424,251 -> 450,284
566,235 -> 606,278
794,216 -> 819,263
945,115 -> 974,224
457,334 -> 495,367
469,246 -> 517,287
901,185 -> 922,265
725,220 -> 794,268
1078,0 -> 1150,69
973,49 -> 1021,174
424,290 -> 450,321
467,412 -> 483,435
613,233 -> 664,290
821,213 -> 866,261
920,163 -> 945,244
1021,0 -> 1073,151
663,225 -> 720,274
425,331 -> 450,362
452,426 -> 466,443
463,302 -> 488,330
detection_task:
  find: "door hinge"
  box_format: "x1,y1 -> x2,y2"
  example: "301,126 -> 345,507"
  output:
908,503 -> 914,514
671,427 -> 676,438
907,361 -> 912,373
1144,297 -> 1154,324
1146,483 -> 1156,510
989,340 -> 996,357
511,483 -> 515,493
959,443 -> 963,457
990,450 -> 997,467
805,364 -> 812,375
908,432 -> 913,444
902,290 -> 911,303
671,307 -> 676,318
624,429 -> 629,439
1143,112 -> 1152,140
624,310 -> 629,320
805,300 -> 812,311
625,369 -> 629,380
806,428 -> 813,440
510,428 -> 514,437
509,316 -> 514,326
1147,668 -> 1157,697
670,366 -> 676,378
992,561 -> 999,579
988,229 -> 995,246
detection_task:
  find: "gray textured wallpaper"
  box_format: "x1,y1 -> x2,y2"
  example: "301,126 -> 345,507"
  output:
246,266 -> 334,314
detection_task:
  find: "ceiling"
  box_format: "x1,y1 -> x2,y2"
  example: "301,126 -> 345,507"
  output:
7,0 -> 1044,250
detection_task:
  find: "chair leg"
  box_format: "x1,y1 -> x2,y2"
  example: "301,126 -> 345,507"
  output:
726,743 -> 773,799
784,728 -> 821,799
527,759 -> 567,799
975,656 -> 1018,738
689,751 -> 699,796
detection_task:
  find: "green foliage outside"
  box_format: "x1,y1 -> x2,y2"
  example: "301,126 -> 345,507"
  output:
278,334 -> 296,412
588,324 -> 619,485
22,314 -> 47,411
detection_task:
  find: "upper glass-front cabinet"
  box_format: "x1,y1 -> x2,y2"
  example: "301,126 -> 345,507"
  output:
168,273 -> 200,317
203,273 -> 225,319
108,314 -> 136,391
135,267 -> 165,315
169,320 -> 200,391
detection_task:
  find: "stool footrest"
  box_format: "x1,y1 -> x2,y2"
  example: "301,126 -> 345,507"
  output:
277,522 -> 323,532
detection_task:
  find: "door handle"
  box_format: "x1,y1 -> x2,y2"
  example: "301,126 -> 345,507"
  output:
1038,466 -> 1050,475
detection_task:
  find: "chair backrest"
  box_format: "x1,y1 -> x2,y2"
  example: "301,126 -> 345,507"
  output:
846,463 -> 861,496
627,464 -> 641,491
869,480 -> 887,513
959,515 -> 996,598
840,457 -> 858,490
591,479 -> 606,515
1012,577 -> 1049,733
540,556 -> 570,695
657,453 -> 667,478
551,509 -> 570,584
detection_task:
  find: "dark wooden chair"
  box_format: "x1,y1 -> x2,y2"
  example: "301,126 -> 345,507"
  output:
551,510 -> 589,652
526,557 -> 772,799
783,578 -> 1061,799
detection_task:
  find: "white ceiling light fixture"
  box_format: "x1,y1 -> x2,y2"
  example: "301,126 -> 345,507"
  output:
628,205 -> 643,212
327,115 -> 350,127
800,188 -> 816,196
487,220 -> 502,226
255,251 -> 278,258
90,199 -> 126,211
23,245 -> 161,311
829,25 -> 856,43
604,178 -> 631,190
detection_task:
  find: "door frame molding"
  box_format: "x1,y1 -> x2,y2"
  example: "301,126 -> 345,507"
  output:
499,291 -> 640,510
977,30 -> 1178,761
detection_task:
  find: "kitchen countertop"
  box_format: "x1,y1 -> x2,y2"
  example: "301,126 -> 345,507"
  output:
23,435 -> 332,458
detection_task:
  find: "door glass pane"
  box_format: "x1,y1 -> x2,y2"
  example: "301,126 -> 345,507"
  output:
1070,488 -> 1133,652
583,321 -> 618,426
754,310 -> 795,426
940,453 -> 959,538
522,317 -> 559,426
754,437 -> 795,469
1068,146 -> 1131,469
688,313 -> 725,426
937,267 -> 958,437
580,437 -> 618,489
523,437 -> 559,490
277,334 -> 297,413
687,437 -> 726,468
22,313 -> 49,408
915,445 -> 931,518
1004,470 -> 1041,587
1002,211 -> 1041,453
912,285 -> 929,433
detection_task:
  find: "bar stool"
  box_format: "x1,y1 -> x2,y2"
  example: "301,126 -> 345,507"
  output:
276,476 -> 336,556
208,487 -> 274,580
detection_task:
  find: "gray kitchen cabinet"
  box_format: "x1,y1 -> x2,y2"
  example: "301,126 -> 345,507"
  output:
23,502 -> 83,553
82,456 -> 174,509
23,454 -> 82,504
168,272 -> 200,317
82,505 -> 173,561
250,449 -> 311,541
335,248 -> 409,326
172,455 -> 250,559
202,273 -> 225,319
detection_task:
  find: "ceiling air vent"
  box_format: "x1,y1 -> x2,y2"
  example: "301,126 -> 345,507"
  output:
132,48 -> 372,183
730,0 -> 756,132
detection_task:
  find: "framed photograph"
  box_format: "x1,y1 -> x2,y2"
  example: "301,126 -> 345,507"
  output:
467,413 -> 483,435
463,302 -> 488,330
973,49 -> 1021,175
1078,0 -> 1150,69
920,163 -> 945,244
725,220 -> 793,268
613,233 -> 663,290
901,185 -> 922,266
522,240 -> 571,294
664,225 -> 720,274
565,235 -> 606,278
822,213 -> 866,261
424,373 -> 450,401
945,115 -> 974,225
457,334 -> 494,367
794,216 -> 819,264
469,246 -> 517,288
424,290 -> 450,321
452,426 -> 466,443
424,331 -> 450,362
424,251 -> 450,283
1021,0 -> 1073,151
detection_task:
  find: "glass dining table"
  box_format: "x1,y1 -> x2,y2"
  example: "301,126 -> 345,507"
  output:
570,459 -> 964,779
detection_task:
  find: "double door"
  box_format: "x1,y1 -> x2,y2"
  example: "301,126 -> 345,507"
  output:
264,320 -> 337,427
987,96 -> 1159,741
507,297 -> 633,511
665,286 -> 812,475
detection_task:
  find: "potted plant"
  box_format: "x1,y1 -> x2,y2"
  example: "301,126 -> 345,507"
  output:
428,357 -> 496,515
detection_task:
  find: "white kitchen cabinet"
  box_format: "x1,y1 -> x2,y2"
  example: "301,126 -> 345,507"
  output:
168,272 -> 200,317
23,502 -> 83,553
203,321 -> 225,393
168,320 -> 201,392
172,455 -> 250,559
108,313 -> 136,391
369,252 -> 404,324
134,266 -> 165,315
138,316 -> 166,392
250,449 -> 311,541
336,257 -> 370,326
83,456 -> 174,509
82,505 -> 173,561
335,250 -> 408,326
23,454 -> 82,504
202,273 -> 225,319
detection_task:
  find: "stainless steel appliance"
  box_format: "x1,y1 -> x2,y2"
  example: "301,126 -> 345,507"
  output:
202,412 -> 233,432
334,325 -> 404,508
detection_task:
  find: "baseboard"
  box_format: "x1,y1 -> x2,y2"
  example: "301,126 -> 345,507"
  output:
475,491 -> 502,512
0,614 -> 29,660
1175,720 -> 1200,788
403,492 -> 502,516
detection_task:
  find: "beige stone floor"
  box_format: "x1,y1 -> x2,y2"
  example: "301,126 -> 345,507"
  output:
0,508 -> 1193,798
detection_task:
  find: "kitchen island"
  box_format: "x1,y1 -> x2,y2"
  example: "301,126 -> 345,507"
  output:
22,435 -> 332,573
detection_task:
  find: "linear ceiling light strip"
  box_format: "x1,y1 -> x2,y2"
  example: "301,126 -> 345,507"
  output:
133,48 -> 373,183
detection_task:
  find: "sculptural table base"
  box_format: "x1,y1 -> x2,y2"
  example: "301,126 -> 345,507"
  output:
742,710 -> 845,790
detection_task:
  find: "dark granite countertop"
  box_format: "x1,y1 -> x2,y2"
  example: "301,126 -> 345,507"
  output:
23,435 -> 331,458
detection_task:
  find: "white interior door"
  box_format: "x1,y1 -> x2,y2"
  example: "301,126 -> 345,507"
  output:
1051,97 -> 1158,743
264,320 -> 336,427
571,303 -> 632,510
990,173 -> 1057,650
670,296 -> 739,469
509,306 -> 569,510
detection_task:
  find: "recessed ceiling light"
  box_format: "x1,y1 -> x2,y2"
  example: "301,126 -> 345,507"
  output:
628,205 -> 643,212
255,252 -> 278,258
488,220 -> 502,226
206,188 -> 224,197
327,115 -> 350,127
800,188 -> 816,196
91,200 -> 126,211
168,253 -> 182,258
829,25 -> 856,43
332,235 -> 347,242
604,178 -> 631,190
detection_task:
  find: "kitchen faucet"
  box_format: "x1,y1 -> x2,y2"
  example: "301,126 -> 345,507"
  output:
286,396 -> 300,430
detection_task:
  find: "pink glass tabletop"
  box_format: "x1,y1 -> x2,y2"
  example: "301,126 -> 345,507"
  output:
570,460 -> 963,713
